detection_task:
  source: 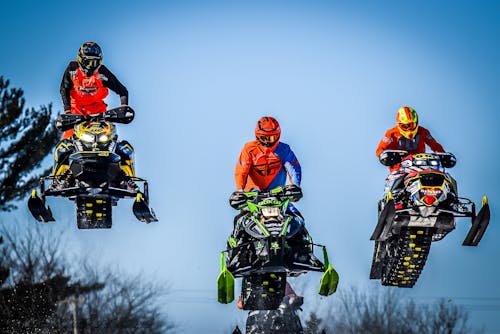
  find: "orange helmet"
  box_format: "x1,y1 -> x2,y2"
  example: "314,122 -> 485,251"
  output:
396,106 -> 419,139
255,116 -> 281,147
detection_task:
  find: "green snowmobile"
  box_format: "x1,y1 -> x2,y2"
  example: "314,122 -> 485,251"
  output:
218,185 -> 338,310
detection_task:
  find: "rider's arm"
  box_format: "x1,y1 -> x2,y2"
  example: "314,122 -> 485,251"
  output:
275,143 -> 301,186
376,129 -> 395,157
421,127 -> 445,153
99,65 -> 129,106
235,144 -> 252,190
60,62 -> 75,112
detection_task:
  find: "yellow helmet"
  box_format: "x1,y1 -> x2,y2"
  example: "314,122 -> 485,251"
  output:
396,106 -> 419,139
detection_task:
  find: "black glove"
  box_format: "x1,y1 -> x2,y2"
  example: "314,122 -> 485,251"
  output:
229,191 -> 247,209
436,152 -> 457,168
283,184 -> 303,202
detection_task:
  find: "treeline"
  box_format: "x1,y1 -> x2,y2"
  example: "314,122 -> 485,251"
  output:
302,287 -> 482,334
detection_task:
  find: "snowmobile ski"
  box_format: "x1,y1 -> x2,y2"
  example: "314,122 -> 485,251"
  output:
132,193 -> 158,223
27,190 -> 55,222
217,252 -> 235,304
318,246 -> 339,296
463,196 -> 491,246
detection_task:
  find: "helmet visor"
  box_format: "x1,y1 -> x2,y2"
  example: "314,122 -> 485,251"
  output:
259,134 -> 278,145
81,57 -> 101,70
399,122 -> 416,131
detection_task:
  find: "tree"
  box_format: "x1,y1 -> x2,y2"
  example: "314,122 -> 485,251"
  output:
304,312 -> 323,334
64,263 -> 175,334
0,227 -> 104,333
0,226 -> 174,333
312,286 -> 482,334
0,76 -> 58,211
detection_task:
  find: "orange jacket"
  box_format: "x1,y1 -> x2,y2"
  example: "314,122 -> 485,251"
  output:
376,126 -> 445,171
235,141 -> 301,191
69,67 -> 109,116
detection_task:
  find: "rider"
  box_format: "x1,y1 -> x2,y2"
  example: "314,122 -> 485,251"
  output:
230,116 -> 311,261
50,42 -> 136,190
376,106 -> 446,196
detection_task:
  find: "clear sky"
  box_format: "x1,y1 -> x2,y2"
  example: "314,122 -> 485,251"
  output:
1,0 -> 499,333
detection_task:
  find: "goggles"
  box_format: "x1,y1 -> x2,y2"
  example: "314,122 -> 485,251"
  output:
80,56 -> 102,70
399,122 -> 416,131
259,134 -> 278,144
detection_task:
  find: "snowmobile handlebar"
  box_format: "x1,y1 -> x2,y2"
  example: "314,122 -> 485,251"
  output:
229,185 -> 303,209
379,150 -> 456,168
56,106 -> 135,131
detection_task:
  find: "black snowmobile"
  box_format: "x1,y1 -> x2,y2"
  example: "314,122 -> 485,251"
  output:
217,185 -> 338,310
370,150 -> 491,287
28,106 -> 157,229
244,293 -> 304,334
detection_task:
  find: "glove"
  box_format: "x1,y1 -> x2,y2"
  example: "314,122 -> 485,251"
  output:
229,191 -> 247,209
283,184 -> 303,202
436,152 -> 457,168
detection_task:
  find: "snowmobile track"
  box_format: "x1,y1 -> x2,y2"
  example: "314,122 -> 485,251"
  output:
382,227 -> 433,288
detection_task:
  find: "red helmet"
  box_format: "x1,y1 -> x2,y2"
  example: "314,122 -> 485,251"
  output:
396,106 -> 419,139
255,116 -> 281,147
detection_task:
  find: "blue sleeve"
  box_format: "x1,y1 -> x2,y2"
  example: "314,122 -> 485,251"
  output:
275,143 -> 302,186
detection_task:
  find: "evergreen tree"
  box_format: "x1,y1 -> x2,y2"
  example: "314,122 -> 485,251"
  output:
0,76 -> 58,211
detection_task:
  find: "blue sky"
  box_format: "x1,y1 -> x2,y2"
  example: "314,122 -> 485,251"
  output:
1,0 -> 499,332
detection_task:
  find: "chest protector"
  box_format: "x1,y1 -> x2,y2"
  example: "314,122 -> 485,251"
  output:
69,67 -> 109,116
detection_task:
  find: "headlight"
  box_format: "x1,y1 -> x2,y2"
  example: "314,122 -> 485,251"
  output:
262,207 -> 280,218
80,133 -> 95,142
98,134 -> 109,142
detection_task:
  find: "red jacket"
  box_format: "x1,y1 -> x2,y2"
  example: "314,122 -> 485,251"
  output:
376,126 -> 445,171
68,67 -> 109,116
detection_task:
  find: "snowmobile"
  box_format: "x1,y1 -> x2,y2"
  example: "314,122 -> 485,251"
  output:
244,293 -> 304,334
217,185 -> 338,310
28,106 -> 157,229
370,150 -> 491,287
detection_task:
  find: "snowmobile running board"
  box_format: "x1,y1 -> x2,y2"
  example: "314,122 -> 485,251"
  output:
463,196 -> 491,246
27,190 -> 55,222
